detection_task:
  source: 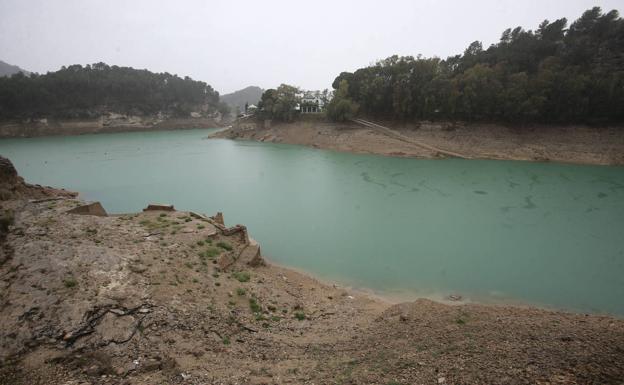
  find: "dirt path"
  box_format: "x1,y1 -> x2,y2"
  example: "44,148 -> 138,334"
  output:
352,118 -> 471,159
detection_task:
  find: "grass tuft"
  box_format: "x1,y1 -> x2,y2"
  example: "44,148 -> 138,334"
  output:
232,271 -> 250,282
217,241 -> 233,251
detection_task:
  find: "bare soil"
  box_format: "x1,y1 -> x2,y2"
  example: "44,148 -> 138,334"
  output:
0,116 -> 226,138
212,119 -> 624,166
1,156 -> 623,384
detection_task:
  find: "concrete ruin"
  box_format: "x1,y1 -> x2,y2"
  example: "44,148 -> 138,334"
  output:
143,204 -> 175,212
66,202 -> 108,217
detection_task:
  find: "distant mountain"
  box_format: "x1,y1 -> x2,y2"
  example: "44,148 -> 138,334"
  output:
0,60 -> 29,77
220,86 -> 263,113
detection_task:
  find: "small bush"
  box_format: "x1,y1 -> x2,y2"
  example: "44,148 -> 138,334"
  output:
294,311 -> 306,321
233,271 -> 250,282
63,278 -> 78,288
236,288 -> 246,296
222,337 -> 230,345
249,298 -> 262,313
197,240 -> 205,246
203,247 -> 221,259
217,241 -> 233,251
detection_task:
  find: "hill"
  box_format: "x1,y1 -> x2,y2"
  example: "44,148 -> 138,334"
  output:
0,62 -> 220,120
331,7 -> 624,125
220,86 -> 263,113
0,60 -> 29,77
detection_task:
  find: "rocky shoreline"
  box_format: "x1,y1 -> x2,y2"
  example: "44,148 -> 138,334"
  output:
212,119 -> 624,166
1,156 -> 624,384
0,115 -> 227,138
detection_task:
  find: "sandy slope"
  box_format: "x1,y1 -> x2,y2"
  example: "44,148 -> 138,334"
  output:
212,119 -> 624,166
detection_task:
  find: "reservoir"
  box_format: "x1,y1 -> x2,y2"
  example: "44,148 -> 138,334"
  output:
1,128 -> 623,315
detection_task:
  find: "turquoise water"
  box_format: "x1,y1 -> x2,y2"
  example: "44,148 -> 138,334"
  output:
1,128 -> 623,315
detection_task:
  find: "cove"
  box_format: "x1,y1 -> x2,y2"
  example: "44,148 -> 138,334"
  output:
1,128 -> 623,315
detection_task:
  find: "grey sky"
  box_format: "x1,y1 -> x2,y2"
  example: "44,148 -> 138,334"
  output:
0,0 -> 622,94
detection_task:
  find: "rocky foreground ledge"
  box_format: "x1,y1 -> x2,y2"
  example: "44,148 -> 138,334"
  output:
1,156 -> 623,385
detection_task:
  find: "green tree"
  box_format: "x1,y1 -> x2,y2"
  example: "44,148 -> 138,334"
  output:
326,79 -> 358,122
257,84 -> 300,122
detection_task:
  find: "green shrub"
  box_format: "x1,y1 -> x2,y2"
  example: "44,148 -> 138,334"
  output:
217,241 -> 233,251
63,278 -> 78,288
294,311 -> 306,321
233,271 -> 250,282
249,298 -> 262,313
236,288 -> 246,296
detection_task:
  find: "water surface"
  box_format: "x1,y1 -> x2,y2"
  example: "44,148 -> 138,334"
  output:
1,129 -> 623,315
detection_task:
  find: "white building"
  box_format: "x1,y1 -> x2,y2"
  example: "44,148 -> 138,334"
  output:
299,90 -> 330,113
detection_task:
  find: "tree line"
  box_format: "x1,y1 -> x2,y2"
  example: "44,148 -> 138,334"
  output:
330,7 -> 624,125
0,62 -> 224,120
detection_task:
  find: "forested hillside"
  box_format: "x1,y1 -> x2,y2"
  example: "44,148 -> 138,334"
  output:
330,7 -> 624,125
0,63 -> 220,120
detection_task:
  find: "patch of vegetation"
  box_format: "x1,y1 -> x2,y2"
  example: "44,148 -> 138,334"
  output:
294,311 -> 306,321
197,240 -> 205,246
198,247 -> 221,260
159,213 -> 167,217
63,278 -> 78,288
249,298 -> 262,313
197,224 -> 205,229
232,271 -> 250,282
236,288 -> 246,296
216,241 -> 233,251
222,337 -> 230,345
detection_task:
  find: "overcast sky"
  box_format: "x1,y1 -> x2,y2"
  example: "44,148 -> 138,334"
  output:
0,0 -> 622,94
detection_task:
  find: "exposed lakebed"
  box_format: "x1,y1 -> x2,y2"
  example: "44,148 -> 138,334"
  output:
1,128 -> 623,315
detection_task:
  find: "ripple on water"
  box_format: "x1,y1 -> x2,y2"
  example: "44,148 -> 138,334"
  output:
360,172 -> 387,188
523,196 -> 537,209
